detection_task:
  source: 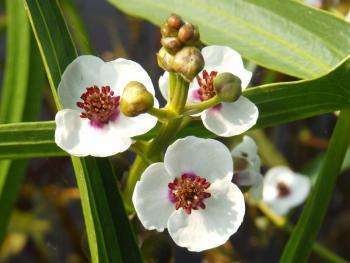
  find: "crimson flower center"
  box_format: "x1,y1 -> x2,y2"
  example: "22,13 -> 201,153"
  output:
277,182 -> 291,198
76,85 -> 120,127
196,70 -> 218,101
168,173 -> 211,214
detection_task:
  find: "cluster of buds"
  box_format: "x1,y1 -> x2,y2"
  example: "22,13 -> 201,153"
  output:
160,14 -> 200,53
157,14 -> 204,82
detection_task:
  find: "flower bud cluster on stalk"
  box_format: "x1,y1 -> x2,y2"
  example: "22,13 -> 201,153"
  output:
157,14 -> 204,82
53,13 -> 311,254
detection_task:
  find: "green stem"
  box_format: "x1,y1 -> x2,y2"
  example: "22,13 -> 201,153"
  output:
183,95 -> 221,115
148,107 -> 177,121
124,74 -> 189,212
281,109 -> 350,262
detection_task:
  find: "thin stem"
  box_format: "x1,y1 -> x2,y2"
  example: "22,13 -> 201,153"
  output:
124,74 -> 189,212
148,107 -> 177,121
183,95 -> 221,115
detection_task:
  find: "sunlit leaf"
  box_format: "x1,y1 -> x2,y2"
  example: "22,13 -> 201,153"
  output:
108,0 -> 350,79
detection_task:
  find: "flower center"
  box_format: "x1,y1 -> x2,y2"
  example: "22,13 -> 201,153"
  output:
196,70 -> 218,101
76,86 -> 120,127
168,173 -> 211,214
277,182 -> 291,198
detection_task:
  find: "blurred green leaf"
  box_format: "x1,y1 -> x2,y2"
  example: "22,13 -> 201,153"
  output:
281,109 -> 350,262
0,122 -> 65,159
0,0 -> 45,244
60,0 -> 93,53
108,0 -> 350,79
24,0 -> 142,261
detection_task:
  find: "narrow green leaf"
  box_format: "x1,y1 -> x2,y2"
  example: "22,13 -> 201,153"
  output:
281,109 -> 350,262
0,121 -> 65,159
0,0 -> 45,244
108,0 -> 350,79
24,0 -> 142,261
60,0 -> 93,53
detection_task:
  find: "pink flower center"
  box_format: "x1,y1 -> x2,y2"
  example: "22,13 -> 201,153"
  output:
277,182 -> 291,198
76,85 -> 120,127
196,70 -> 218,101
168,173 -> 211,214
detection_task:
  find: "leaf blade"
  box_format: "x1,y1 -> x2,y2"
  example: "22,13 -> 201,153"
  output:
108,0 -> 350,79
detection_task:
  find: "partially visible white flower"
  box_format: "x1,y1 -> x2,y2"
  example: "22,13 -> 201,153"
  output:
55,55 -> 158,157
231,136 -> 263,200
159,45 -> 258,137
304,0 -> 322,8
132,136 -> 245,252
263,166 -> 311,215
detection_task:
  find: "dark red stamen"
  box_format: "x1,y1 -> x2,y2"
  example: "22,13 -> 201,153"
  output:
196,70 -> 218,101
277,182 -> 291,198
168,173 -> 211,214
76,85 -> 120,126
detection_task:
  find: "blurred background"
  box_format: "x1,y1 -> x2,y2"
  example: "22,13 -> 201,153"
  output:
0,0 -> 350,262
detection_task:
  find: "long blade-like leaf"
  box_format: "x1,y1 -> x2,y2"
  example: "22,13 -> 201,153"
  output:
24,0 -> 142,261
0,0 -> 45,244
108,0 -> 350,79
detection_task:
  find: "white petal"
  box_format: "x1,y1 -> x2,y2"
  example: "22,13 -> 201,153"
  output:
108,58 -> 156,96
232,136 -> 261,171
55,109 -> 132,157
201,45 -> 252,89
111,113 -> 158,138
158,71 -> 169,101
167,180 -> 245,252
164,136 -> 233,182
263,166 -> 311,215
132,163 -> 175,231
201,96 -> 259,137
58,55 -> 109,110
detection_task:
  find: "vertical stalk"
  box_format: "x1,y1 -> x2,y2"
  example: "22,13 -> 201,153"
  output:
124,74 -> 189,211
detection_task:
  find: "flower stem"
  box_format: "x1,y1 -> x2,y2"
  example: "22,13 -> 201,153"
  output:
124,74 -> 189,212
183,95 -> 221,115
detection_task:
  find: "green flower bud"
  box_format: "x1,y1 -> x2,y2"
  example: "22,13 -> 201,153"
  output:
161,37 -> 183,54
213,72 -> 242,102
178,23 -> 199,44
167,14 -> 183,30
157,47 -> 175,72
172,46 -> 204,82
120,81 -> 154,117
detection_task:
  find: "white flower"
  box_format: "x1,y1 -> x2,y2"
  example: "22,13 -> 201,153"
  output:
263,166 -> 311,215
231,136 -> 263,200
159,45 -> 258,137
55,55 -> 158,157
132,136 -> 245,252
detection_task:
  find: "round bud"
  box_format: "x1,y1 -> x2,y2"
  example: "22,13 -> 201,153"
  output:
172,47 -> 204,82
161,37 -> 183,54
167,14 -> 183,30
213,72 -> 242,102
160,22 -> 178,37
157,47 -> 175,72
178,23 -> 199,44
120,81 -> 154,117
